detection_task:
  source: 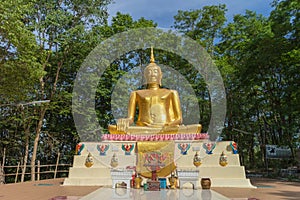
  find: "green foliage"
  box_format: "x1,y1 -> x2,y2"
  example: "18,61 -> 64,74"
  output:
173,5 -> 228,131
0,0 -> 44,101
173,4 -> 227,56
0,0 -> 112,182
94,13 -> 157,131
217,1 -> 300,170
174,1 -> 299,170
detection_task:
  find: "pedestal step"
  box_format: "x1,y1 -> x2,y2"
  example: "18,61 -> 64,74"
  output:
178,166 -> 247,179
68,167 -> 111,178
211,178 -> 256,188
199,166 -> 247,178
176,154 -> 241,166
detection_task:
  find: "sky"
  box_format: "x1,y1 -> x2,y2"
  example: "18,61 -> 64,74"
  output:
107,0 -> 274,28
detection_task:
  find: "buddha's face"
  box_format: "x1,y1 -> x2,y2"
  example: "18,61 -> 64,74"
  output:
144,65 -> 162,85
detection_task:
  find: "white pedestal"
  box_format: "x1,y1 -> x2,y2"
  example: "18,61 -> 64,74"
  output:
63,140 -> 255,188
177,169 -> 199,189
110,169 -> 133,189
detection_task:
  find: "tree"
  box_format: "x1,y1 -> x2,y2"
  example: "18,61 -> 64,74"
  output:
173,5 -> 227,132
269,0 -> 300,157
94,13 -> 157,132
173,4 -> 227,56
218,2 -> 300,169
218,10 -> 280,167
0,0 -> 45,182
0,0 -> 112,181
173,2 -> 299,170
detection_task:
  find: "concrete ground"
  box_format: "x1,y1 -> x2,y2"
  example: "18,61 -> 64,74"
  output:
0,179 -> 97,200
214,178 -> 300,200
0,178 -> 299,200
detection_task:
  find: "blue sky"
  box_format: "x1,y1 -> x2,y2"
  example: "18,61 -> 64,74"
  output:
108,0 -> 274,27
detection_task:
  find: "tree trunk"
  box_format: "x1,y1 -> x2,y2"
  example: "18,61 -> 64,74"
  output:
30,54 -> 61,181
21,124 -> 30,182
30,107 -> 47,181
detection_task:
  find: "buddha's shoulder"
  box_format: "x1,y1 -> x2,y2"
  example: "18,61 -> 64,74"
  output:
134,88 -> 178,94
162,89 -> 179,95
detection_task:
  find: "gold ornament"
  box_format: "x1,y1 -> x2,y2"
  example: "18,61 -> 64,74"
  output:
193,151 -> 202,167
168,172 -> 178,189
219,151 -> 228,167
110,153 -> 118,168
134,174 -> 142,189
85,152 -> 94,168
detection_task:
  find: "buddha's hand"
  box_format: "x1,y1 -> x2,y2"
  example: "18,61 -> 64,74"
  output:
116,118 -> 130,132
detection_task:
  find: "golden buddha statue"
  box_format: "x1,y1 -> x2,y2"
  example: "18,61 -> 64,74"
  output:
108,48 -> 201,135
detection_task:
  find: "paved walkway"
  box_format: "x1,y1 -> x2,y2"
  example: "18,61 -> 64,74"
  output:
0,179 -> 97,200
0,178 -> 299,200
81,187 -> 230,200
214,178 -> 300,200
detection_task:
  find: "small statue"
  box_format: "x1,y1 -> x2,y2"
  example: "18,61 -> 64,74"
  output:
110,153 -> 119,168
85,152 -> 94,168
168,172 -> 178,189
193,151 -> 202,167
219,151 -> 228,167
134,174 -> 142,189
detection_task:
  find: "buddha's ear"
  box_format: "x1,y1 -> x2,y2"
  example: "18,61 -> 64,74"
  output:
159,70 -> 162,86
143,70 -> 149,85
143,74 -> 147,85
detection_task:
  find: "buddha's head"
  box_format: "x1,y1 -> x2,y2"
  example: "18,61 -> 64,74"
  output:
144,47 -> 162,85
144,63 -> 162,85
